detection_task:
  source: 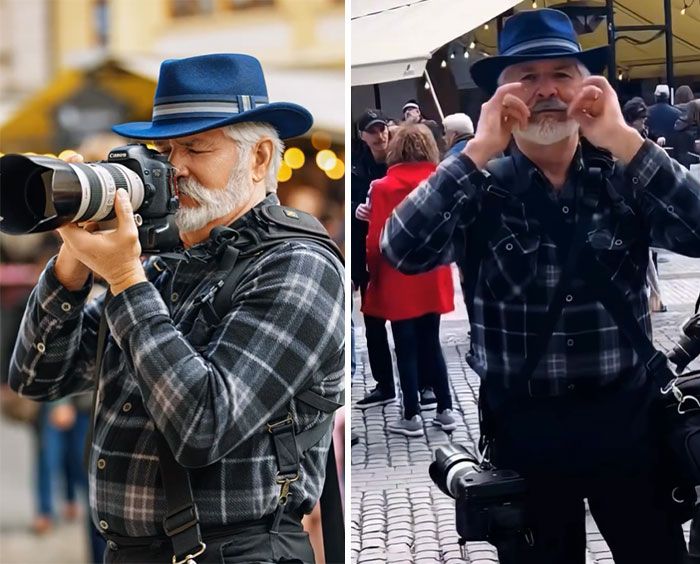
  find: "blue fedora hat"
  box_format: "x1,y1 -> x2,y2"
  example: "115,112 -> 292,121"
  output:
470,9 -> 609,94
112,53 -> 313,140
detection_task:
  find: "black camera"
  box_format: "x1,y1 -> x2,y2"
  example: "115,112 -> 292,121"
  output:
0,144 -> 180,253
429,444 -> 527,544
670,310 -> 700,374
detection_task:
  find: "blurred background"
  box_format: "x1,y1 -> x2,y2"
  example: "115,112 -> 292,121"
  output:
0,1 -> 344,562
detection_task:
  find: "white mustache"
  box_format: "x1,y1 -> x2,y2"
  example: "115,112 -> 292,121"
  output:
532,99 -> 568,112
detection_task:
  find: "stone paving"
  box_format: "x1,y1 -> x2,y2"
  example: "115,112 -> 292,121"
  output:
351,250 -> 700,564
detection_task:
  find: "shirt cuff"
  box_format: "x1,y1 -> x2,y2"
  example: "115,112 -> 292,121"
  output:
105,281 -> 170,347
624,138 -> 663,188
37,256 -> 93,320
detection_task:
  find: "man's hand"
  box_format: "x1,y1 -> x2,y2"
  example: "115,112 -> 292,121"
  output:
464,82 -> 531,169
57,189 -> 146,296
567,76 -> 644,164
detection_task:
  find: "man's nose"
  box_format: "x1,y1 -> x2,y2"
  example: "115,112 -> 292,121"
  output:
535,77 -> 558,99
168,152 -> 189,180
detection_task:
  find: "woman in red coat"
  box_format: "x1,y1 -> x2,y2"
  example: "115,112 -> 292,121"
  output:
361,123 -> 456,437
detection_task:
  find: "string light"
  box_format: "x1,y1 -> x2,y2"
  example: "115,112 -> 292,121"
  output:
469,40 -> 476,49
450,52 -> 455,59
441,60 -> 447,68
464,50 -> 470,59
532,1 -> 537,7
681,0 -> 695,15
424,81 -> 430,90
484,23 -> 489,30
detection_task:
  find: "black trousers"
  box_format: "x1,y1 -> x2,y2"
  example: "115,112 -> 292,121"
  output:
359,284 -> 394,395
391,313 -> 452,418
102,512 -> 314,564
483,372 -> 688,564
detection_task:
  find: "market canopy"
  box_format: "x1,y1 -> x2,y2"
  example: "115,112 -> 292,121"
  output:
351,0 -> 522,86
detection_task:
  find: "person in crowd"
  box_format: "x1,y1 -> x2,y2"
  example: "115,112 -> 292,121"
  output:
382,8 -> 700,563
360,124 -> 456,437
351,109 -> 397,409
622,97 -> 649,138
674,84 -> 695,113
402,99 -> 444,152
442,113 -> 475,157
8,53 -> 344,564
648,84 -> 682,142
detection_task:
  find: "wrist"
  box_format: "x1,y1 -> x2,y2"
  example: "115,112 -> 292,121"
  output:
54,247 -> 91,291
610,127 -> 644,164
109,263 -> 147,296
464,139 -> 492,171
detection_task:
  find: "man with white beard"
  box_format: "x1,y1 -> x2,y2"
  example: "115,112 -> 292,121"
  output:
382,9 -> 700,564
9,54 -> 344,564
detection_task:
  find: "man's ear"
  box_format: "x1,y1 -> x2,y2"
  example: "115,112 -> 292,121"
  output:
251,138 -> 273,183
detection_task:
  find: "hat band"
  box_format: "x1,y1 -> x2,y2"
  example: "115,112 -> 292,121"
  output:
502,37 -> 581,56
152,95 -> 269,121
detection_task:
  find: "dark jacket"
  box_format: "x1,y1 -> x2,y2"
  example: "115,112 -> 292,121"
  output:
648,102 -> 682,141
351,141 -> 387,287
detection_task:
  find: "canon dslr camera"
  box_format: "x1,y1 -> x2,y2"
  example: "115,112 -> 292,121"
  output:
669,300 -> 700,373
0,144 -> 180,253
429,444 -> 527,547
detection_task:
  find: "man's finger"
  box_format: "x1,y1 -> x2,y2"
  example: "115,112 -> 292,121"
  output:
502,93 -> 531,130
580,75 -> 616,96
492,81 -> 527,104
114,189 -> 138,237
568,85 -> 604,119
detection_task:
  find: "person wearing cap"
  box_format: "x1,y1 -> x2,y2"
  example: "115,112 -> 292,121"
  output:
351,109 -> 397,409
8,54 -> 344,563
442,112 -> 475,157
402,99 -> 444,152
382,8 -> 700,563
648,84 -> 682,142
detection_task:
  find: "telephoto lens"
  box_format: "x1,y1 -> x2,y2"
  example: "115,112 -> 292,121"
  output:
0,153 -> 144,235
429,444 -> 481,499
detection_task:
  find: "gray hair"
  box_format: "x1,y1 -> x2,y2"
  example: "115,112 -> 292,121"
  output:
442,113 -> 474,136
223,122 -> 284,193
497,60 -> 591,87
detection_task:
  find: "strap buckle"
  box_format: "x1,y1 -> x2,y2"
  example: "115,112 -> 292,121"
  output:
163,503 -> 199,537
171,541 -> 206,564
485,184 -> 509,199
275,472 -> 300,506
267,414 -> 293,433
645,351 -> 668,376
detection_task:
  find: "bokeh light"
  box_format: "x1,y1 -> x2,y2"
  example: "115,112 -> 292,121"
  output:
325,159 -> 345,180
283,147 -> 305,169
315,149 -> 337,171
277,162 -> 292,182
311,131 -> 332,151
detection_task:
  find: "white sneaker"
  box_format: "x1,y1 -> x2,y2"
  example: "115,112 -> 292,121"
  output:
388,415 -> 424,437
432,409 -> 457,432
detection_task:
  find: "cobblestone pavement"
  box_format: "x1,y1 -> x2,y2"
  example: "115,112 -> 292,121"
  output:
351,250 -> 699,564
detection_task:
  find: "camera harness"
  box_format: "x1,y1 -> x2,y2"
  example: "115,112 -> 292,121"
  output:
88,204 -> 345,564
460,149 -> 700,550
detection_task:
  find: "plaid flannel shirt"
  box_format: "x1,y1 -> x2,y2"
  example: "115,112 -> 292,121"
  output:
382,140 -> 700,393
9,195 -> 345,537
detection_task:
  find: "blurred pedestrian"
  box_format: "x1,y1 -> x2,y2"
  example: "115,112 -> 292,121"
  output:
352,110 -> 396,409
648,84 -> 682,142
402,99 -> 444,152
362,123 -> 456,437
442,113 -> 474,157
622,97 -> 649,138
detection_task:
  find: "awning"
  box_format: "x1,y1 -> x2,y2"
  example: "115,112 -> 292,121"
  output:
351,0 -> 521,86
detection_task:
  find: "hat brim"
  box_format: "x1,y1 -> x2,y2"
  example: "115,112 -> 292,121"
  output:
111,102 -> 313,140
470,46 -> 610,94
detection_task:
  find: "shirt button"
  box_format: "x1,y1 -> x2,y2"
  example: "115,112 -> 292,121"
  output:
171,292 -> 179,303
567,338 -> 574,347
99,520 -> 109,530
107,540 -> 118,551
36,342 -> 46,353
632,176 -> 639,184
61,302 -> 71,312
614,239 -> 623,246
505,243 -> 514,251
443,211 -> 451,220
667,205 -> 674,213
122,402 -> 132,413
562,206 -> 569,214
565,294 -> 573,303
97,458 -> 106,470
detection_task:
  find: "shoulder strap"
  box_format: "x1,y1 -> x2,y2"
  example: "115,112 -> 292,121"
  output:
461,157 -> 515,315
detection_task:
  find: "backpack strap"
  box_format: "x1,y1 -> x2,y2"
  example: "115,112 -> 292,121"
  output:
461,157 -> 515,317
